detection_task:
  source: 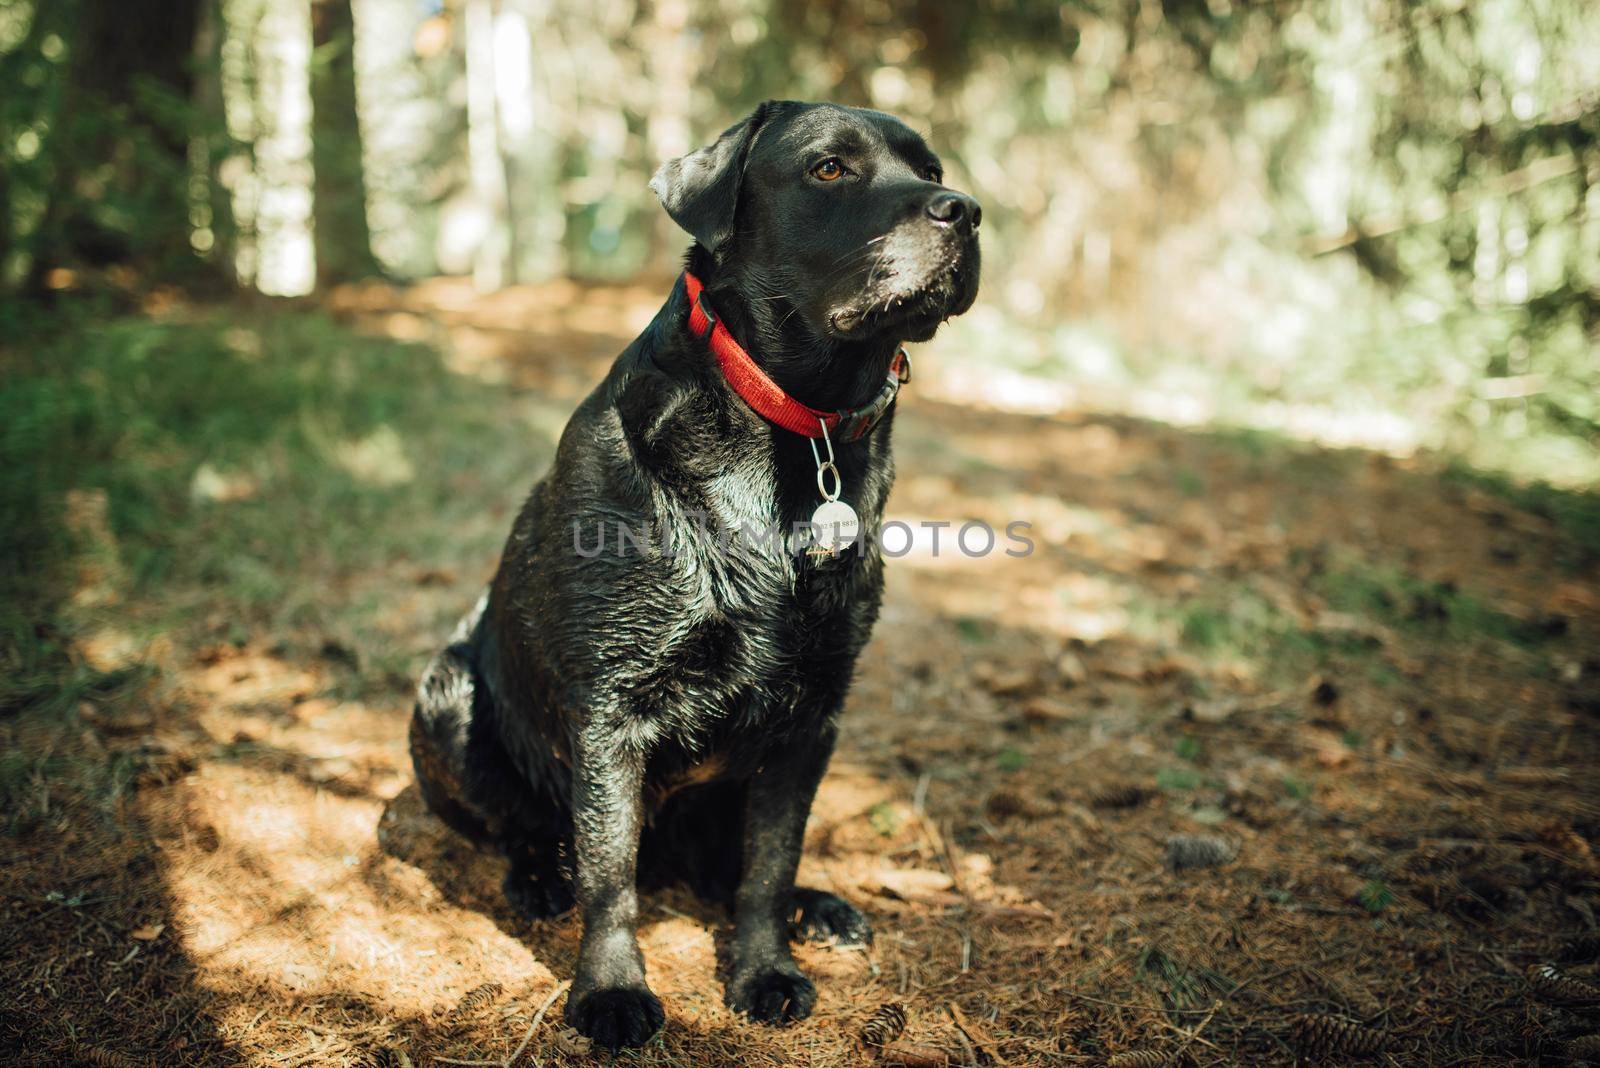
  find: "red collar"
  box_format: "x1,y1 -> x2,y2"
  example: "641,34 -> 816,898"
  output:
683,271 -> 909,442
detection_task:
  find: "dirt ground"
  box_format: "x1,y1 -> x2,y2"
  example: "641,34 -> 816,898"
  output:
4,279 -> 1600,1067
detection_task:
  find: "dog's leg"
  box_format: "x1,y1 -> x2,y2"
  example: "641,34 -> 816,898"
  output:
410,614 -> 493,843
563,732 -> 664,1050
501,830 -> 574,920
650,781 -> 870,945
724,729 -> 835,1025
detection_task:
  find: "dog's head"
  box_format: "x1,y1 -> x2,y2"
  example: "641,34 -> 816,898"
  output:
651,101 -> 981,344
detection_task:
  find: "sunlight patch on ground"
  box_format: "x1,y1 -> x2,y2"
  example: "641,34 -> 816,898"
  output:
144,644 -> 557,1013
187,650 -> 319,709
155,760 -> 547,1013
443,326 -> 515,383
334,426 -> 416,487
918,334 -> 1425,457
77,623 -> 166,673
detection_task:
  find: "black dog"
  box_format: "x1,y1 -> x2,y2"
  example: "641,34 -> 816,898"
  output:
409,100 -> 980,1049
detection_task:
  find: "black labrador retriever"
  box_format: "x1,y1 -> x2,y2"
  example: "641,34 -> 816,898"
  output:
409,100 -> 981,1049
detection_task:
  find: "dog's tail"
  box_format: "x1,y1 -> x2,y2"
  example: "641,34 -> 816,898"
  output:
409,593 -> 498,842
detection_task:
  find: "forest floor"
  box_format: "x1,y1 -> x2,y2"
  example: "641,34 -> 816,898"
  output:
3,278 -> 1600,1067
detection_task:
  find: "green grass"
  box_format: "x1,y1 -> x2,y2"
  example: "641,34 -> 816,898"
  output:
1156,766 -> 1201,792
1172,466 -> 1205,497
1311,556 -> 1560,649
995,745 -> 1027,773
1357,879 -> 1396,914
1177,594 -> 1288,657
1167,536 -> 1564,697
867,801 -> 900,837
1441,460 -> 1600,566
1,301 -> 533,720
954,616 -> 992,642
0,744 -> 145,835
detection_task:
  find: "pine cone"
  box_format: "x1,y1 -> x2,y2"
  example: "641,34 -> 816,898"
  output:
367,1049 -> 415,1068
1105,1050 -> 1169,1067
860,1001 -> 909,1047
448,981 -> 504,1021
76,1047 -> 146,1068
1290,1013 -> 1385,1057
1165,834 -> 1236,871
985,789 -> 1042,818
1526,963 -> 1600,1005
1091,784 -> 1149,810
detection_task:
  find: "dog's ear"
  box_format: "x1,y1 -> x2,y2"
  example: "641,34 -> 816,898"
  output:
649,102 -> 773,256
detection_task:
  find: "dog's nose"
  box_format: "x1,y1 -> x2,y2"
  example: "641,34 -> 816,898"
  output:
926,191 -> 981,232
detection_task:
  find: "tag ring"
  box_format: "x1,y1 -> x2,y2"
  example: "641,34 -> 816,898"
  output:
816,461 -> 842,501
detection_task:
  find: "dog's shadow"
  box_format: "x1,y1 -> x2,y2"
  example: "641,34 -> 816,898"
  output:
373,785 -> 581,963
373,784 -> 740,989
373,785 -> 880,1063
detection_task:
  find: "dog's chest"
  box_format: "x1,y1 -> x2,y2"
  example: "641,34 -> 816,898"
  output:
627,495 -> 873,733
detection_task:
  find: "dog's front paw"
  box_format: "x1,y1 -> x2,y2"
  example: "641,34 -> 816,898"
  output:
791,888 -> 872,946
726,965 -> 816,1025
566,986 -> 664,1049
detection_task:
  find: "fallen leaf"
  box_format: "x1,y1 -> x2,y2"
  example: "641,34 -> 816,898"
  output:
1097,653 -> 1147,682
414,567 -> 456,587
1187,697 -> 1237,724
553,1027 -> 593,1056
1315,743 -> 1352,769
1020,697 -> 1074,724
872,868 -> 956,900
975,664 -> 1038,697
978,902 -> 1057,921
130,924 -> 164,941
1056,651 -> 1088,685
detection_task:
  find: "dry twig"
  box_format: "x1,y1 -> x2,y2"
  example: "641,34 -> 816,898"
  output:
433,979 -> 570,1068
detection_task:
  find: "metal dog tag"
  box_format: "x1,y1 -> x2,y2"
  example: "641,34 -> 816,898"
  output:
807,418 -> 859,556
810,498 -> 860,552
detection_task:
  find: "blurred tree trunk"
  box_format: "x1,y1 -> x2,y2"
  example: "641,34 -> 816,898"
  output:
19,0 -> 206,292
464,0 -> 512,289
310,0 -> 381,285
243,0 -> 317,295
191,0 -> 238,286
494,3 -> 563,283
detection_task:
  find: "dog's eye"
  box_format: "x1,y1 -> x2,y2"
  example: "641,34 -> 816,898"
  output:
811,158 -> 846,182
924,167 -> 943,183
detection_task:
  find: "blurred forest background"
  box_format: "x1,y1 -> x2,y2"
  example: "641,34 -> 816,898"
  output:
4,0 -> 1599,481
7,4 -> 1600,1065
